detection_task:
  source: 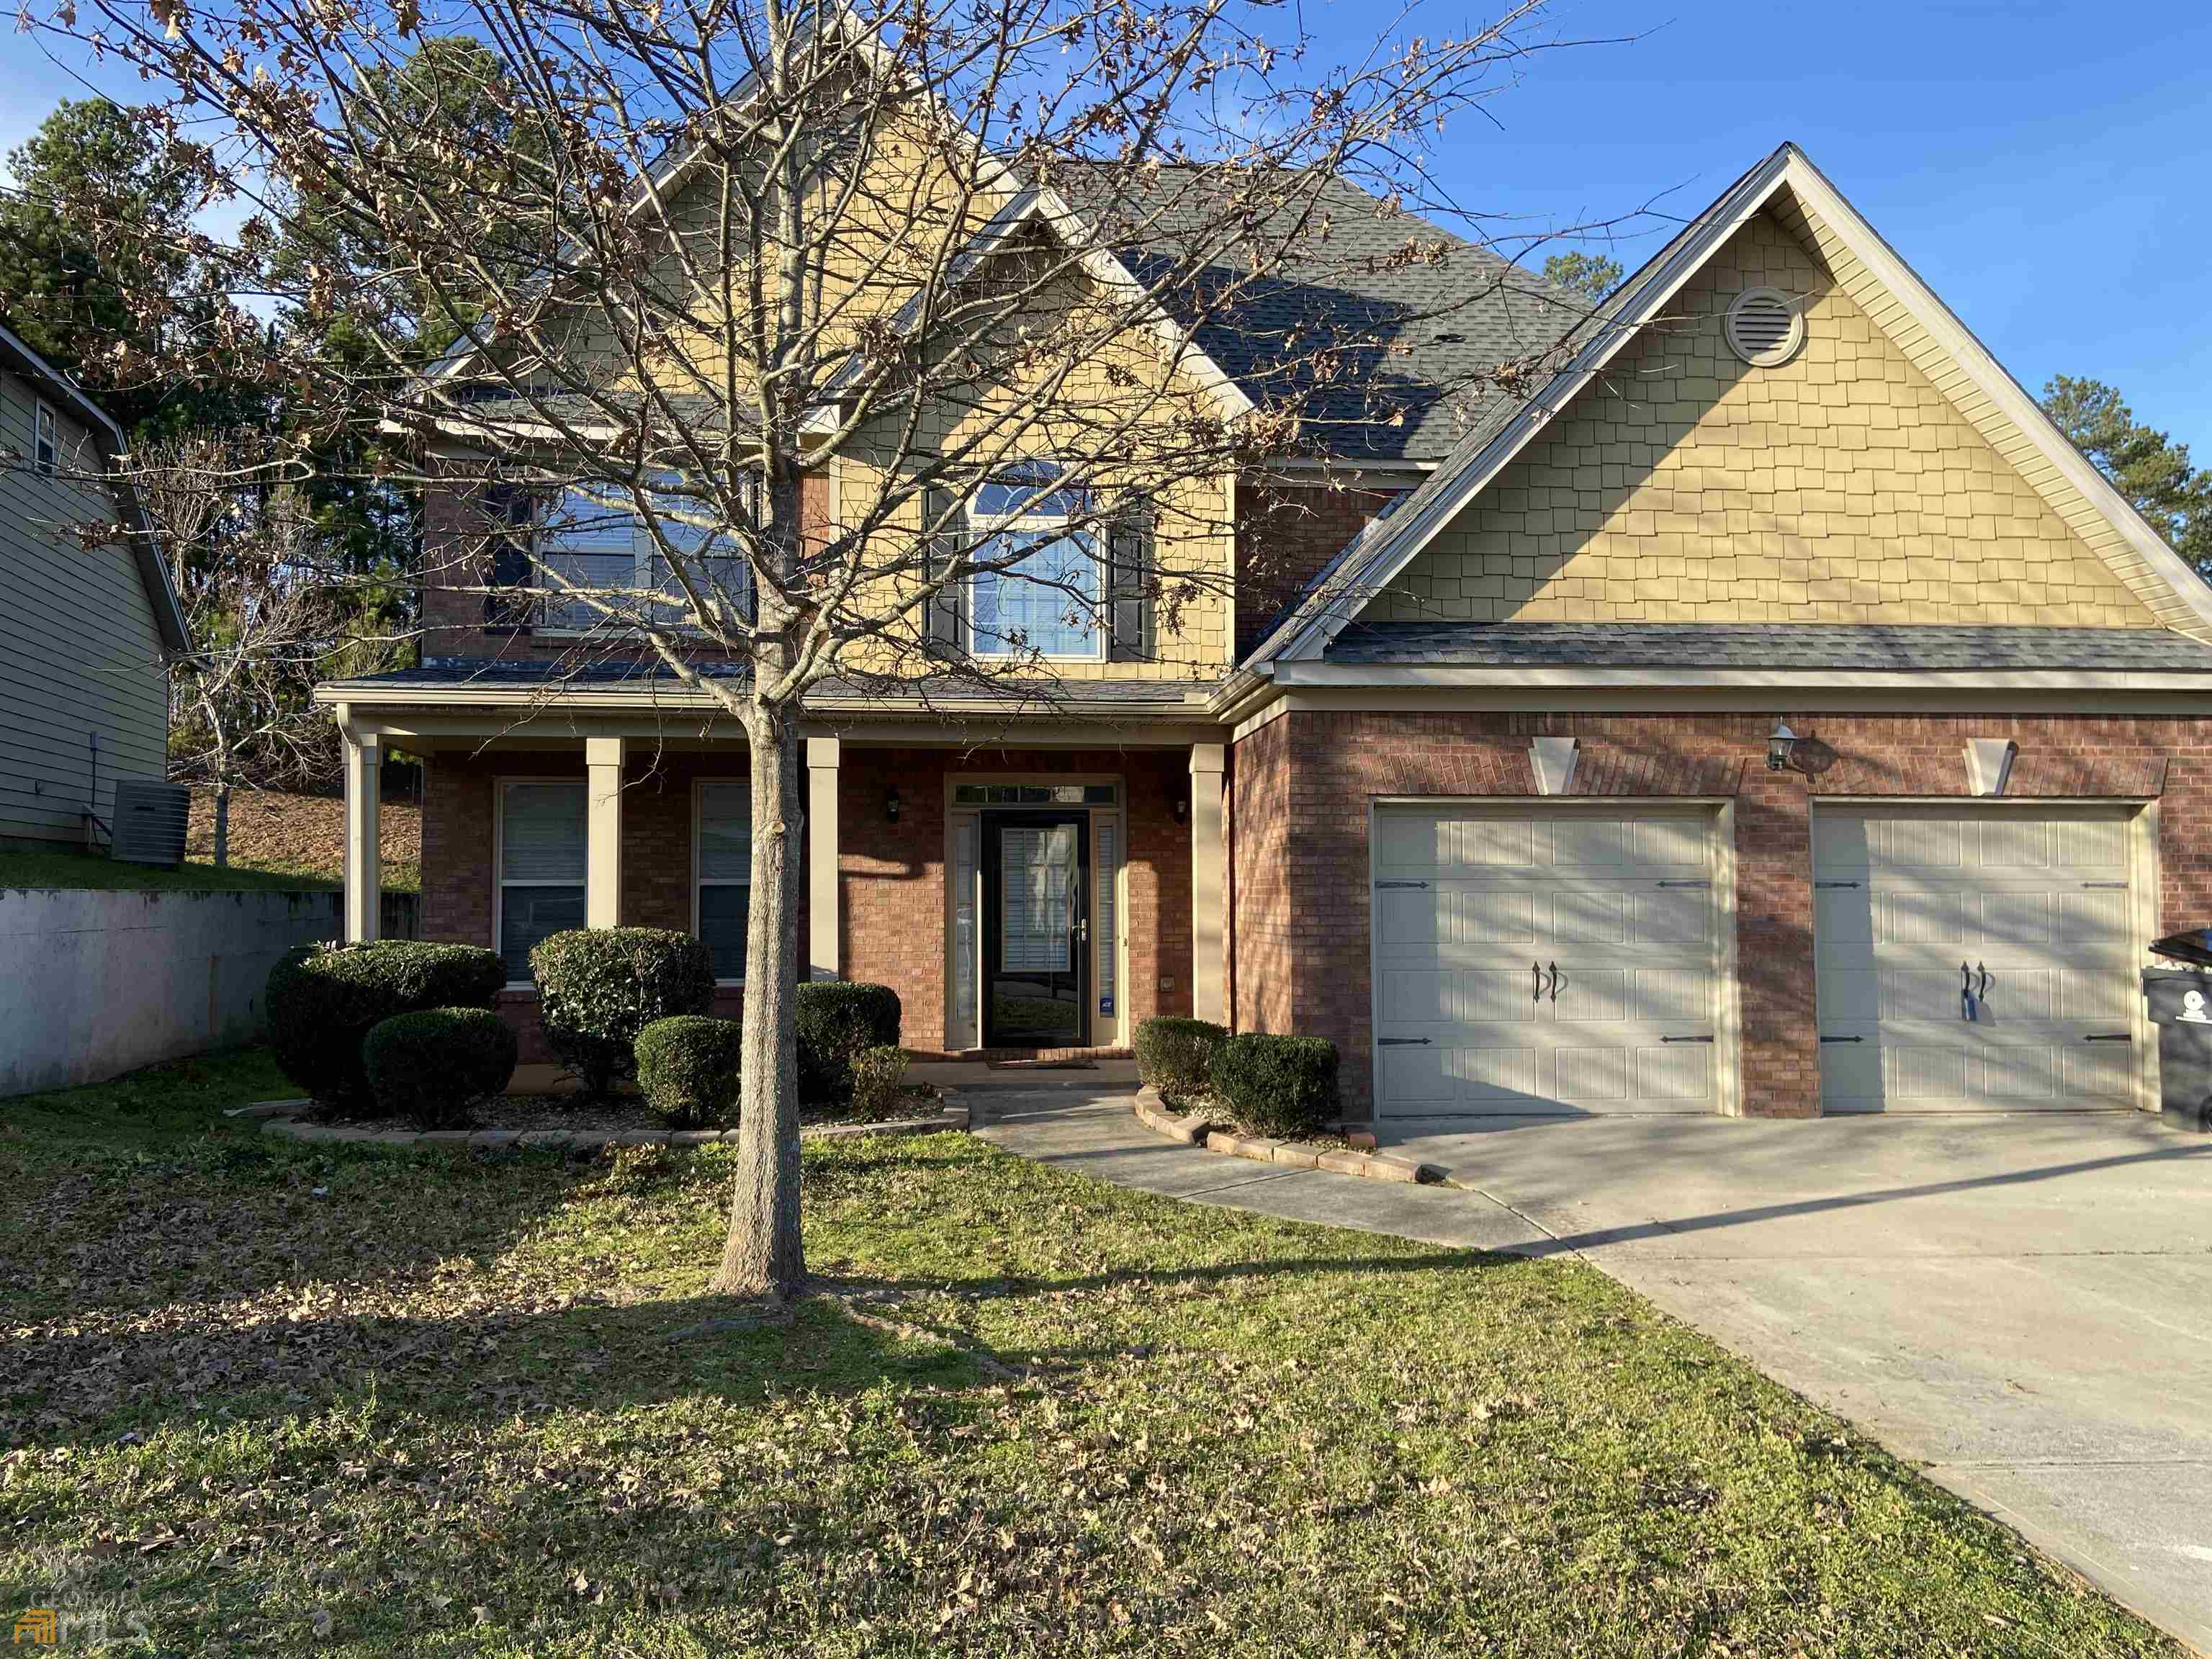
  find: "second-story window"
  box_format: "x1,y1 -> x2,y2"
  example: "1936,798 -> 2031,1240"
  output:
488,475 -> 756,633
967,460 -> 1102,660
32,402 -> 57,480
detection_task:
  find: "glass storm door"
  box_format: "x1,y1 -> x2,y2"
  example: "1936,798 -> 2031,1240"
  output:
982,812 -> 1089,1048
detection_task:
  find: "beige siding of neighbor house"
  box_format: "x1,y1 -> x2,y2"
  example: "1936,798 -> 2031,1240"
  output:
0,372 -> 169,843
1377,210 -> 2159,628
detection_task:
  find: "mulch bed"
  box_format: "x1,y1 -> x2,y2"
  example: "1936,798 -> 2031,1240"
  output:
1156,1094 -> 1353,1151
309,1083 -> 948,1136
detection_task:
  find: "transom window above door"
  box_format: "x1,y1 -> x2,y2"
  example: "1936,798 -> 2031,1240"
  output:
967,460 -> 1102,660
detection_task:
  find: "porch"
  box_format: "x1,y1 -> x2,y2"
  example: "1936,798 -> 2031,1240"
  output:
331,689 -> 1226,1058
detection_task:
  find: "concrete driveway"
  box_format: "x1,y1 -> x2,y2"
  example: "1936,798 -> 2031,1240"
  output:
1382,1111 -> 2212,1652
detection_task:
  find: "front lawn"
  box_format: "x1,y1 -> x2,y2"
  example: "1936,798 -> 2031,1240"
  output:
0,1053 -> 2179,1655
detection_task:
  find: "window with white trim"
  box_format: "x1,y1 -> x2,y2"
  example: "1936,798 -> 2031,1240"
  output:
494,475 -> 755,632
697,781 -> 752,981
32,402 -> 57,480
967,460 -> 1102,660
498,782 -> 586,981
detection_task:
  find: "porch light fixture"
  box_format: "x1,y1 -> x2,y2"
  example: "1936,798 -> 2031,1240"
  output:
1173,795 -> 1188,825
885,786 -> 901,824
1766,721 -> 1801,773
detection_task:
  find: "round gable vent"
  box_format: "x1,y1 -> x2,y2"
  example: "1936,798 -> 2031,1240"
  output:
1724,287 -> 1803,367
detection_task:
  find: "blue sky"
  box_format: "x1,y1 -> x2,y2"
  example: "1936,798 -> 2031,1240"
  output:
4,1 -> 2207,444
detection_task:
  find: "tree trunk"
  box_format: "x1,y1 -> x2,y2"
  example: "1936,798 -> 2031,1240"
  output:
711,694 -> 806,1300
212,781 -> 230,868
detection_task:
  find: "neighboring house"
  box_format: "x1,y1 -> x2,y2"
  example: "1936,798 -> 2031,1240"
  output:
320,140 -> 2212,1121
0,323 -> 185,848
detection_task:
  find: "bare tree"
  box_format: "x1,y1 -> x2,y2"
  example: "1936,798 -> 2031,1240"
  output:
131,434 -> 372,863
32,0 -> 1595,1298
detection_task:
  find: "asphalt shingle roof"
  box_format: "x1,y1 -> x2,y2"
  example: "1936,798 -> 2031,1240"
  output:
1321,622 -> 2212,673
341,658 -> 1215,706
1055,166 -> 1586,464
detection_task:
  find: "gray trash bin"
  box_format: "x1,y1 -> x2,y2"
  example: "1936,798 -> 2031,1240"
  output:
2144,968 -> 2212,1131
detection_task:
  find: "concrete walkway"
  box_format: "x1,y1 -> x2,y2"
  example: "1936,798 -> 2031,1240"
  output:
962,1066 -> 2212,1653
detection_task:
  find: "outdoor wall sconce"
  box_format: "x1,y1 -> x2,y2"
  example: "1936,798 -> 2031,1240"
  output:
1766,721 -> 1802,773
885,786 -> 901,823
1173,795 -> 1188,825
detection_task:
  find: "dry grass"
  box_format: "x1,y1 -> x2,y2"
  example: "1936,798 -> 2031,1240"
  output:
0,1049 -> 2185,1658
186,787 -> 421,892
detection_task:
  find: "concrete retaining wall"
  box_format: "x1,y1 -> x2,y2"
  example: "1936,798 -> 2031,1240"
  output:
0,887 -> 346,1094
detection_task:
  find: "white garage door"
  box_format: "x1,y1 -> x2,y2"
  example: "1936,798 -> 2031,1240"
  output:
1812,806 -> 2141,1112
1371,805 -> 1725,1118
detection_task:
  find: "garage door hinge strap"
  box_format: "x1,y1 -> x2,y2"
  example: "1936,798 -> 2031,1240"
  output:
2083,1033 -> 2132,1042
1820,1035 -> 1863,1044
2081,882 -> 2128,890
1377,1037 -> 1431,1046
1814,880 -> 1860,889
1655,880 -> 1710,888
1659,1034 -> 1715,1043
1374,880 -> 1429,890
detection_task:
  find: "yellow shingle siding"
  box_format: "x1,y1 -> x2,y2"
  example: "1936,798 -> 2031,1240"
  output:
1378,210 -> 2159,629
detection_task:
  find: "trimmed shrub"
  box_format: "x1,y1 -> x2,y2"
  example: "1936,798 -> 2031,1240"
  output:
1134,1016 -> 1227,1097
850,1046 -> 909,1118
361,1007 -> 518,1130
634,1015 -> 745,1128
1208,1032 -> 1340,1138
529,928 -> 715,1097
796,981 -> 902,1102
266,940 -> 507,1108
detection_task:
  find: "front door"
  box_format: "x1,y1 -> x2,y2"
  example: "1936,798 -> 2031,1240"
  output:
983,811 -> 1089,1048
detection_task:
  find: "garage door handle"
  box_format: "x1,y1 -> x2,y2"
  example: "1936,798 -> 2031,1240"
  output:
1660,1034 -> 1714,1044
2083,1033 -> 2131,1043
1377,1038 -> 1431,1047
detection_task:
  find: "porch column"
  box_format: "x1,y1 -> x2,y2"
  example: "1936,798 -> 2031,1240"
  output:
1189,743 -> 1226,1024
342,723 -> 381,943
585,735 -> 624,928
806,737 -> 841,980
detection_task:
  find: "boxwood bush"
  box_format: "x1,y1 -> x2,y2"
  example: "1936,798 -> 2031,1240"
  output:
529,928 -> 715,1097
361,1007 -> 518,1130
634,1015 -> 745,1128
796,981 -> 902,1102
849,1045 -> 909,1118
1134,1016 -> 1227,1098
1208,1032 -> 1341,1138
265,940 -> 507,1109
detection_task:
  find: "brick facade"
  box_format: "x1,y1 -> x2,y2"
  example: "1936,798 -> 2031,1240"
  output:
1233,480 -> 1404,659
1228,707 -> 2212,1119
420,740 -> 1194,1061
419,471 -> 835,664
837,746 -> 1194,1052
420,749 -> 786,1063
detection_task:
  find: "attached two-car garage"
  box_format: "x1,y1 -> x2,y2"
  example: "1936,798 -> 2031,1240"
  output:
1369,800 -> 2151,1120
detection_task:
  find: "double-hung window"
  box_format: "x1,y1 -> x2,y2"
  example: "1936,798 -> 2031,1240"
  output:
642,473 -> 754,631
696,782 -> 752,981
498,782 -> 587,982
32,402 -> 57,480
967,460 -> 1102,660
494,474 -> 755,632
535,489 -> 639,631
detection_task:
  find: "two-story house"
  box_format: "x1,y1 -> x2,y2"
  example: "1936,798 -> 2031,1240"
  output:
0,322 -> 184,848
320,140 -> 2212,1122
